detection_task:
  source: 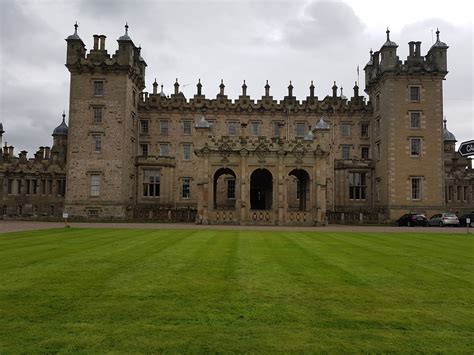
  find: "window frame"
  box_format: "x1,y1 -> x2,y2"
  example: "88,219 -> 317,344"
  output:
90,174 -> 101,197
182,143 -> 191,161
181,177 -> 191,199
159,120 -> 169,135
410,176 -> 422,200
142,169 -> 160,198
92,134 -> 102,153
250,121 -> 261,136
409,86 -> 421,102
349,172 -> 367,201
410,137 -> 421,157
93,80 -> 104,97
360,123 -> 369,138
140,120 -> 149,135
183,120 -> 192,135
341,145 -> 351,160
409,111 -> 421,129
92,106 -> 103,123
295,122 -> 306,138
340,123 -> 351,138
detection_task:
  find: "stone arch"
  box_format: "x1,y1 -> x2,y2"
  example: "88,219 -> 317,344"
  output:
213,168 -> 237,210
288,168 -> 310,211
250,168 -> 273,210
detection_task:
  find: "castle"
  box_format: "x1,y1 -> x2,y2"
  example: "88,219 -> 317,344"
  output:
0,24 -> 472,224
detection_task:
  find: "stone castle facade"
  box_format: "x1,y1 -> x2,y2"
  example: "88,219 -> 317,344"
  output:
1,24 -> 472,224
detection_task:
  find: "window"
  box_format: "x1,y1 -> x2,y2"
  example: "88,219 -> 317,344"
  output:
88,209 -> 99,218
160,120 -> 169,135
360,123 -> 369,138
140,120 -> 149,134
341,146 -> 350,160
375,118 -> 381,136
296,123 -> 306,137
57,179 -> 66,196
90,174 -> 100,197
48,180 -> 53,195
227,179 -> 236,199
92,134 -> 102,152
93,81 -> 104,96
143,170 -> 160,197
376,143 -> 381,160
411,177 -> 422,200
410,138 -> 421,157
50,205 -> 55,216
250,122 -> 260,136
93,107 -> 103,123
183,120 -> 192,135
2,205 -> 7,215
457,186 -> 462,202
341,123 -> 351,138
17,179 -> 22,195
26,180 -> 31,195
272,122 -> 281,137
159,144 -> 169,157
182,178 -> 191,198
140,144 -> 148,157
410,86 -> 420,101
361,146 -> 370,160
410,112 -> 421,128
207,121 -> 215,135
7,179 -> 13,194
183,144 -> 191,161
227,122 -> 237,136
349,172 -> 367,200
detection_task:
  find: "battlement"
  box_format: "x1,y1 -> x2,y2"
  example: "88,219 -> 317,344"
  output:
139,80 -> 370,114
364,29 -> 448,90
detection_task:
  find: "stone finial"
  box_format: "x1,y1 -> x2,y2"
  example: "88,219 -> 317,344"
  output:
242,80 -> 247,96
174,78 -> 179,95
386,27 -> 390,41
264,80 -> 270,96
219,79 -> 225,95
153,78 -> 158,94
332,81 -> 338,98
353,81 -> 359,97
309,80 -> 315,97
288,81 -> 293,96
197,78 -> 202,95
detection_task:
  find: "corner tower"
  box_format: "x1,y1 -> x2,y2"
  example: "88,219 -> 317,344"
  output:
364,29 -> 448,220
64,24 -> 146,219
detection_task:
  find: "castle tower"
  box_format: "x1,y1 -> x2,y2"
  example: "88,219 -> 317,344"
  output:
51,112 -> 68,164
64,23 -> 146,218
364,29 -> 448,220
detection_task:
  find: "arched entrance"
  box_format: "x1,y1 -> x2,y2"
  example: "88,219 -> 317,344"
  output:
213,168 -> 236,210
288,169 -> 310,211
250,168 -> 273,210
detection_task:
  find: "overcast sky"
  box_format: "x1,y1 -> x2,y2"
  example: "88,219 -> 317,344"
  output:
0,0 -> 472,155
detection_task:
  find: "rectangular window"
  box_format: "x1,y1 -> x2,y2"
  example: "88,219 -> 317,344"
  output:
457,186 -> 462,202
341,146 -> 350,160
17,179 -> 22,195
227,179 -> 236,199
207,121 -> 215,135
361,146 -> 370,160
93,81 -> 104,96
48,180 -> 53,195
272,122 -> 281,138
140,120 -> 149,134
341,123 -> 351,138
410,86 -> 420,101
160,120 -> 169,135
410,138 -> 421,157
90,174 -> 100,197
349,172 -> 367,200
159,144 -> 169,156
93,107 -> 103,123
140,143 -> 148,157
250,122 -> 260,136
183,120 -> 192,135
7,179 -> 13,194
26,180 -> 31,195
92,134 -> 102,152
182,178 -> 191,198
143,170 -> 160,197
411,177 -> 422,200
183,144 -> 191,161
410,112 -> 421,128
57,179 -> 66,196
376,143 -> 381,160
375,118 -> 381,136
296,123 -> 306,137
360,123 -> 369,138
227,122 -> 237,136
463,186 -> 469,201
88,209 -> 99,218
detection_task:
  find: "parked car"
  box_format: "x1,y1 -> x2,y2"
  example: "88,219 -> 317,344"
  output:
459,213 -> 474,227
428,213 -> 460,227
396,213 -> 428,227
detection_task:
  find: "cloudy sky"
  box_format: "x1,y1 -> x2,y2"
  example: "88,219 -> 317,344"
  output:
0,0 -> 472,155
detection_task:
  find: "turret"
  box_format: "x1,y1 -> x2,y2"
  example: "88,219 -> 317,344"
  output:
65,22 -> 86,65
427,29 -> 449,72
51,112 -> 68,163
380,28 -> 398,71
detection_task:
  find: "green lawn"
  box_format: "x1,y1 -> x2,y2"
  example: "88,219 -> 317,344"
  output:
0,228 -> 472,352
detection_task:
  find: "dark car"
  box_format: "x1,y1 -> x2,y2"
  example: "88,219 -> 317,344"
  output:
459,213 -> 474,227
396,213 -> 428,227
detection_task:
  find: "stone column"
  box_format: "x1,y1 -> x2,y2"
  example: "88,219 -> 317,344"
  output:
239,151 -> 248,225
277,153 -> 285,225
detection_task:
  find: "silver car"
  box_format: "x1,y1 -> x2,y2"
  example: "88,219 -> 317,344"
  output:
428,213 -> 460,227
